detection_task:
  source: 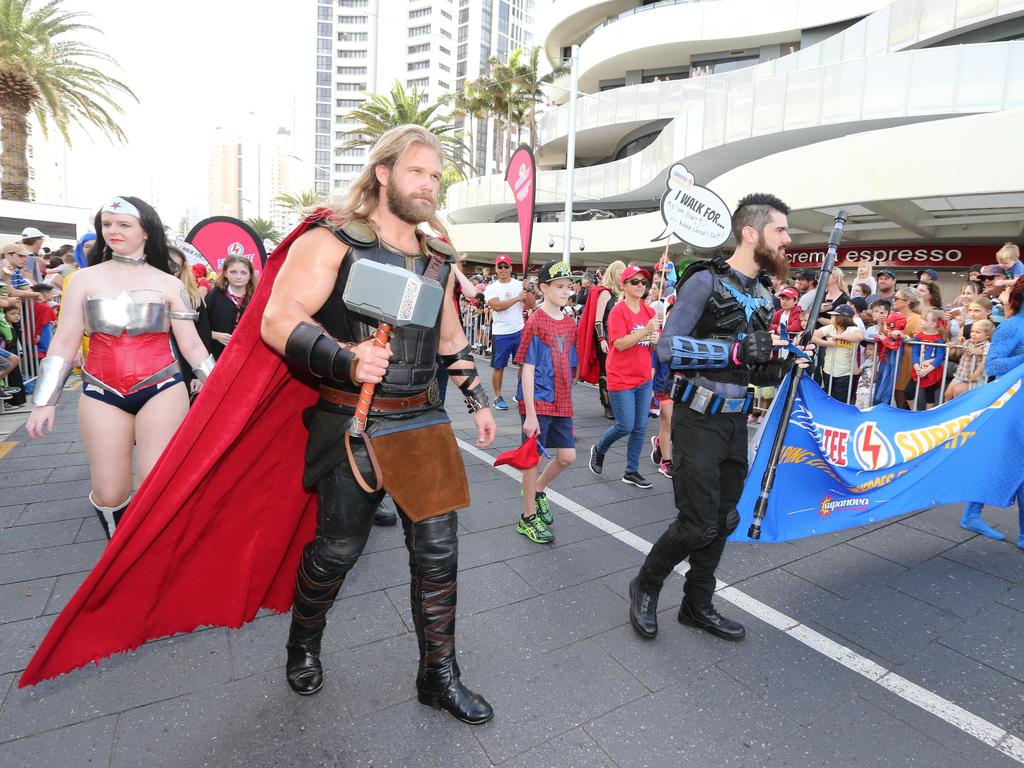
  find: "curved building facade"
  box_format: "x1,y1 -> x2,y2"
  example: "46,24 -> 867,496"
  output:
444,0 -> 1024,279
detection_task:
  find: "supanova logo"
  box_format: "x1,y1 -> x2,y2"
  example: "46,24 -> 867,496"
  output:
818,495 -> 871,520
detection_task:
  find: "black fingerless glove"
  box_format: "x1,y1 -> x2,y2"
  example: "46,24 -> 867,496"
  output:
736,330 -> 774,366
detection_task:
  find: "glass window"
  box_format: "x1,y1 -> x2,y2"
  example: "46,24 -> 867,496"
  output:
408,60 -> 430,71
409,43 -> 430,54
317,71 -> 331,85
409,7 -> 431,19
336,99 -> 363,108
338,15 -> 366,23
318,22 -> 331,36
336,82 -> 366,90
316,119 -> 330,132
317,87 -> 331,101
317,55 -> 331,69
317,38 -> 331,53
316,134 -> 331,149
316,103 -> 331,117
440,27 -> 451,39
318,6 -> 331,20
409,24 -> 431,37
459,8 -> 469,23
316,150 -> 330,165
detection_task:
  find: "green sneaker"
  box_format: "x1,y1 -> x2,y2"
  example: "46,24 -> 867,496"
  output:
517,513 -> 553,544
534,492 -> 553,526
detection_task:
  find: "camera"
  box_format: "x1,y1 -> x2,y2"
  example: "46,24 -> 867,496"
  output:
579,240 -> 586,251
548,236 -> 555,248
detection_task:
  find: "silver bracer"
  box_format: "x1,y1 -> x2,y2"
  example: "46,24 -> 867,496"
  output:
192,354 -> 215,383
168,309 -> 199,321
84,292 -> 171,336
32,355 -> 73,407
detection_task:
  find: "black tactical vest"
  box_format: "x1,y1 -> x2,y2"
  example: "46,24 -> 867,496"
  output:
313,219 -> 454,398
685,256 -> 774,386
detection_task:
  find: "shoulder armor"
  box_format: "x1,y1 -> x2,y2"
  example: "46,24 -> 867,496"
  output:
320,218 -> 378,248
426,236 -> 456,262
757,270 -> 773,290
708,255 -> 731,274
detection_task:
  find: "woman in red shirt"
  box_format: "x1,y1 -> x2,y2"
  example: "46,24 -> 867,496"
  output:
588,265 -> 659,489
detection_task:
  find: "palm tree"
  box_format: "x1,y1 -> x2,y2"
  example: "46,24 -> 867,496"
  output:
0,1 -> 137,201
244,217 -> 281,245
507,47 -> 570,150
338,80 -> 471,178
273,189 -> 324,216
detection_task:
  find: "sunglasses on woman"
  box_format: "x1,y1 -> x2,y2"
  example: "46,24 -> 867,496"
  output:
626,278 -> 648,287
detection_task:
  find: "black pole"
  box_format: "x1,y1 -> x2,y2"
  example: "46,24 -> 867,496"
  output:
747,210 -> 848,540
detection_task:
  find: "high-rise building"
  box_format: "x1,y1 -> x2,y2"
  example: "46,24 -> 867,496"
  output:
23,117 -> 69,206
314,0 -> 538,196
208,128 -> 241,218
455,0 -> 536,176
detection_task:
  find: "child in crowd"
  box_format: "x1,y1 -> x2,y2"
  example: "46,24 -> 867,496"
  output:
514,260 -> 578,544
946,319 -> 994,400
855,340 -> 876,410
873,309 -> 905,406
812,305 -> 863,403
996,242 -> 1024,285
906,308 -> 949,409
854,262 -> 876,294
32,284 -> 57,359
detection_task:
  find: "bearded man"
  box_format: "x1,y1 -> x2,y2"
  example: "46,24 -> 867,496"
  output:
627,193 -> 800,643
261,125 -> 496,722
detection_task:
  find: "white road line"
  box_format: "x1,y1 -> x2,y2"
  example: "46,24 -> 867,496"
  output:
457,438 -> 1024,765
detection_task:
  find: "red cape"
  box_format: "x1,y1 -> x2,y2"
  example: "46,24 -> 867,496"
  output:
575,285 -> 609,384
19,212 -> 330,687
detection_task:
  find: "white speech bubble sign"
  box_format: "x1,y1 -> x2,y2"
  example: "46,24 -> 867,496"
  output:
652,163 -> 732,250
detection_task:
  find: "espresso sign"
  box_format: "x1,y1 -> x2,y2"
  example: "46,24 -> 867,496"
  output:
786,244 -> 1000,268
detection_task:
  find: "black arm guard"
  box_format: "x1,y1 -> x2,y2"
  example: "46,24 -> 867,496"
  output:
594,320 -> 607,342
285,321 -> 358,385
439,344 -> 490,412
749,359 -> 789,387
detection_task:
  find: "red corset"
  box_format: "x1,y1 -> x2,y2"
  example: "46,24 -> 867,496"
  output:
84,332 -> 176,396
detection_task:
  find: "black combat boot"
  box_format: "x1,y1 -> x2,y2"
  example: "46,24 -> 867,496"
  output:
285,548 -> 345,695
89,493 -> 131,540
411,571 -> 493,724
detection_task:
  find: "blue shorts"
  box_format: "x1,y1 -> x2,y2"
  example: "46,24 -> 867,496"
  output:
0,347 -> 12,375
82,374 -> 183,415
491,331 -> 521,369
521,414 -> 575,450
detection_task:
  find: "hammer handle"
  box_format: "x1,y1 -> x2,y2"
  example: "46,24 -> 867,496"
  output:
351,323 -> 391,434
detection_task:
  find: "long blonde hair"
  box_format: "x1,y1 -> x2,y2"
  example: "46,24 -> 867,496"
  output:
326,125 -> 448,245
168,247 -> 202,310
602,260 -> 626,296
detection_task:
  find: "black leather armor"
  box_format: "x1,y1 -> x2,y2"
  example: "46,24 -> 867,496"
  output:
684,256 -> 774,386
313,219 -> 453,399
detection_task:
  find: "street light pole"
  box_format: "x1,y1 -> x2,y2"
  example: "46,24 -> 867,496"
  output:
562,44 -> 579,267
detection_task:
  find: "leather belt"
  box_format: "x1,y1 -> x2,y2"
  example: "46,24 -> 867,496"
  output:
319,385 -> 430,412
670,377 -> 753,416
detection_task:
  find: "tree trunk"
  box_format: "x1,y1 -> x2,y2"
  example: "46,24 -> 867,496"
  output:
0,102 -> 31,201
529,100 -> 537,150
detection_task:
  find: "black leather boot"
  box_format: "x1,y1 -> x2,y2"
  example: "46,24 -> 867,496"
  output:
628,576 -> 659,639
411,572 -> 493,724
678,600 -> 746,641
286,548 -> 345,695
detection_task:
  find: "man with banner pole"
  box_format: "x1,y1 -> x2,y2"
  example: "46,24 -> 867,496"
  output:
628,193 -> 813,642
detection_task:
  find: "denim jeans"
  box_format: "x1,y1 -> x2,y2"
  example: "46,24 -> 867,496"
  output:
596,381 -> 653,472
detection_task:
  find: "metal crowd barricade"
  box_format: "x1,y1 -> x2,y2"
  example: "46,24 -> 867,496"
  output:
856,338 -> 957,411
460,302 -> 490,357
0,297 -> 40,413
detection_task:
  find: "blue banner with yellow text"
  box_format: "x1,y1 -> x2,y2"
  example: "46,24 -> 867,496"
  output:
730,361 -> 1024,542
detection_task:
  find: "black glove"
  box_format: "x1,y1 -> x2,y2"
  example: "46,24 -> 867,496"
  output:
749,360 -> 788,387
735,331 -> 774,366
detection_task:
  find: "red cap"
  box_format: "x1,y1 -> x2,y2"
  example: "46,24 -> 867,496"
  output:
191,264 -> 207,278
779,286 -> 800,300
886,312 -> 907,331
620,264 -> 652,284
495,254 -> 512,266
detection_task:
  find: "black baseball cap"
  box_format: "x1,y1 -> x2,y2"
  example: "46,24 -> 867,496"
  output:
830,304 -> 855,317
877,268 -> 897,278
916,268 -> 939,280
538,260 -> 572,283
849,296 -> 868,313
796,269 -> 817,281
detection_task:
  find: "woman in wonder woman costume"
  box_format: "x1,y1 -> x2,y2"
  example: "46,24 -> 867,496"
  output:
25,196 -> 216,539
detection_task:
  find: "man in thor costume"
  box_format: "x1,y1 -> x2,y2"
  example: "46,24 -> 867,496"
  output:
260,125 -> 496,723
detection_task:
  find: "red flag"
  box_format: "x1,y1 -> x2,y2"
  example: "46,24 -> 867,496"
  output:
505,145 -> 537,274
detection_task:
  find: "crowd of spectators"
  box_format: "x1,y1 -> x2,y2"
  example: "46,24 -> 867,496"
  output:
0,222 -> 255,413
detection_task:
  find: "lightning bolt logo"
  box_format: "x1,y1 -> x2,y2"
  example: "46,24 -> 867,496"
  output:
862,423 -> 882,469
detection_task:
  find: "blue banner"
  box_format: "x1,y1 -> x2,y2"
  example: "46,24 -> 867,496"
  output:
731,361 -> 1024,543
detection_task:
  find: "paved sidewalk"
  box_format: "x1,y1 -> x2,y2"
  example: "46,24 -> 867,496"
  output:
1,383 -> 1023,767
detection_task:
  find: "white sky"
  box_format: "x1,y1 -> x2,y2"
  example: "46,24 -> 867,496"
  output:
57,1 -> 312,224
